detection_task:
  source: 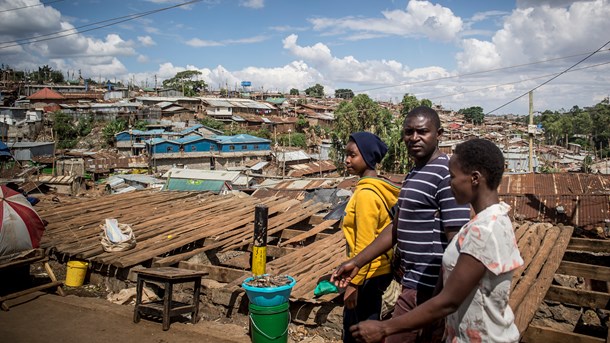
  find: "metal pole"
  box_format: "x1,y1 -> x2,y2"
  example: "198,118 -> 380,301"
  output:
528,91 -> 534,173
252,204 -> 268,276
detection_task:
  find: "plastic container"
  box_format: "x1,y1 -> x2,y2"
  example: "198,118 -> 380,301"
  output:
242,275 -> 296,307
65,260 -> 88,287
249,302 -> 290,343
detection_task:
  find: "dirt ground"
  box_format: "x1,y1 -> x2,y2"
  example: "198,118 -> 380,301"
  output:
0,265 -> 340,343
0,291 -> 252,343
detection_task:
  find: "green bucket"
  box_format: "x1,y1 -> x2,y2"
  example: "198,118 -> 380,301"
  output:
249,302 -> 290,343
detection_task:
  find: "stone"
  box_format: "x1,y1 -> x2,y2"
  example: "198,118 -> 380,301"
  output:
581,309 -> 601,326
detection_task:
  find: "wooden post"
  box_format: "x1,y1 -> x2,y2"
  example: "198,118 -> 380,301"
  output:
252,204 -> 268,276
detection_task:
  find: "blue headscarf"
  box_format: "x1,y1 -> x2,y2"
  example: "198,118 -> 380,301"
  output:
349,132 -> 388,170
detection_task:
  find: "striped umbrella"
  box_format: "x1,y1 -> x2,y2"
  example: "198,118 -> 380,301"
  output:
0,185 -> 45,259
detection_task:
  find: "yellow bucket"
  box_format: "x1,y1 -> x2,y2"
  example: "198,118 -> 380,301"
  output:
65,261 -> 89,287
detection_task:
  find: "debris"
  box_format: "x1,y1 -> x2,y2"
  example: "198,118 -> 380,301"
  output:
244,274 -> 292,288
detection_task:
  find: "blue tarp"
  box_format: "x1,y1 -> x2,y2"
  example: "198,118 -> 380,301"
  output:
0,141 -> 12,158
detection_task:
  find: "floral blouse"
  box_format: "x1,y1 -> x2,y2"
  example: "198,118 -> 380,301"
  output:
442,202 -> 524,342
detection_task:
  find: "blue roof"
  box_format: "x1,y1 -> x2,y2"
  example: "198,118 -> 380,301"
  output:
179,124 -> 203,135
213,134 -> 271,144
146,138 -> 179,145
174,135 -> 207,144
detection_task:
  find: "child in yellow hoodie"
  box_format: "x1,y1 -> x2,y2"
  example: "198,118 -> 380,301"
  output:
341,132 -> 400,343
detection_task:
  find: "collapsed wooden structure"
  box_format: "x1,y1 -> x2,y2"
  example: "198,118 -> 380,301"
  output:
36,190 -> 609,341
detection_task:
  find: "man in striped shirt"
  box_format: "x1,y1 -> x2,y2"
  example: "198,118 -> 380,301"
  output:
333,106 -> 471,342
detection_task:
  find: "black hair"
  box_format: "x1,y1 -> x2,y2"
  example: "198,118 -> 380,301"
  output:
454,138 -> 505,189
404,106 -> 441,130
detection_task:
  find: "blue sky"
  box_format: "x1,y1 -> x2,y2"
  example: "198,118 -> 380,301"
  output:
1,0 -> 609,115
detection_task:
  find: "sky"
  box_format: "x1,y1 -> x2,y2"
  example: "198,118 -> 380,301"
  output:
1,0 -> 609,115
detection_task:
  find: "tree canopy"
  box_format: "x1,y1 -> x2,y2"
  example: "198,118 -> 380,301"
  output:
304,84 -> 325,98
335,88 -> 354,100
289,88 -> 299,95
162,70 -> 207,97
459,106 -> 485,125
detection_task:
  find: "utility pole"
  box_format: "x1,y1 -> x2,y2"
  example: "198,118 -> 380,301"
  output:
527,91 -> 536,173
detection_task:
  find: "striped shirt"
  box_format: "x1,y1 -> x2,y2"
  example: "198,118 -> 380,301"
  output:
396,154 -> 471,290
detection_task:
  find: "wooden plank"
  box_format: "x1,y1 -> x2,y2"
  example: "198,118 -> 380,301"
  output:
177,261 -> 247,283
567,237 -> 610,254
245,244 -> 297,258
545,285 -> 610,309
556,261 -> 610,282
522,324 -> 604,343
510,226 -> 560,310
278,228 -> 332,241
513,225 -> 574,334
279,219 -> 338,247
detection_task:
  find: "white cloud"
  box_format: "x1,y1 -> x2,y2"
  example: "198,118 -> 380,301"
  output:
458,1 -> 610,72
240,0 -> 264,9
309,0 -> 463,42
186,35 -> 267,47
137,54 -> 149,63
186,38 -> 223,47
137,35 -> 156,47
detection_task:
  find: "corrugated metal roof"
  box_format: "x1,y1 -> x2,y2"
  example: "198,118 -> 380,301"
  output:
499,173 -> 610,195
162,168 -> 241,182
214,134 -> 271,144
256,178 -> 337,190
273,150 -> 311,162
164,178 -> 226,193
289,160 -> 337,177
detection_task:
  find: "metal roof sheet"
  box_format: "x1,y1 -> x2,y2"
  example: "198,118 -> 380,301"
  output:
164,178 -> 226,193
162,168 -> 241,182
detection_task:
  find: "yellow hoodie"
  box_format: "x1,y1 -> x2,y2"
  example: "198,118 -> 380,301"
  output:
341,176 -> 400,285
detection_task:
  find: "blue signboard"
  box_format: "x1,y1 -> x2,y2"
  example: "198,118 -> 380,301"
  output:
241,81 -> 251,87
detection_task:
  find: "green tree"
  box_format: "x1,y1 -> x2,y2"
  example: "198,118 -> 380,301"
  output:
49,70 -> 64,83
133,120 -> 148,131
304,83 -> 324,98
289,88 -> 299,96
76,115 -> 94,137
459,106 -> 485,125
295,114 -> 309,132
330,94 -> 395,173
335,88 -> 354,99
400,94 -> 421,117
162,70 -> 207,97
102,120 -> 128,147
198,117 -> 225,131
52,111 -> 78,149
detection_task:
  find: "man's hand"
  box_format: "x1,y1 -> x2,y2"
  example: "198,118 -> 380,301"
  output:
331,260 -> 360,288
344,284 -> 358,309
349,320 -> 386,343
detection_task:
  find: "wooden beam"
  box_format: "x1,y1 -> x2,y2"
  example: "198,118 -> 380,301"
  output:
177,261 -> 247,283
522,324 -> 604,343
556,261 -> 610,282
278,228 -> 332,241
545,285 -> 610,310
568,237 -> 610,254
245,244 -> 297,258
279,219 -> 338,247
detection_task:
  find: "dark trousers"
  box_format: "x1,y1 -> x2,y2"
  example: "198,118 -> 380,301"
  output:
343,273 -> 392,343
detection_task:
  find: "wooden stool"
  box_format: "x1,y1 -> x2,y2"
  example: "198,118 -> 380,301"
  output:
133,267 -> 204,331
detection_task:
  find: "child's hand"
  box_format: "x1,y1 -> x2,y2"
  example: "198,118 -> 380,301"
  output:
331,260 -> 360,288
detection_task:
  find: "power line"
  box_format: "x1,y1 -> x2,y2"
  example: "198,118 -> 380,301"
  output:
336,48 -> 610,97
0,0 -> 201,50
0,0 -> 65,13
485,39 -> 610,115
423,60 -> 610,102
